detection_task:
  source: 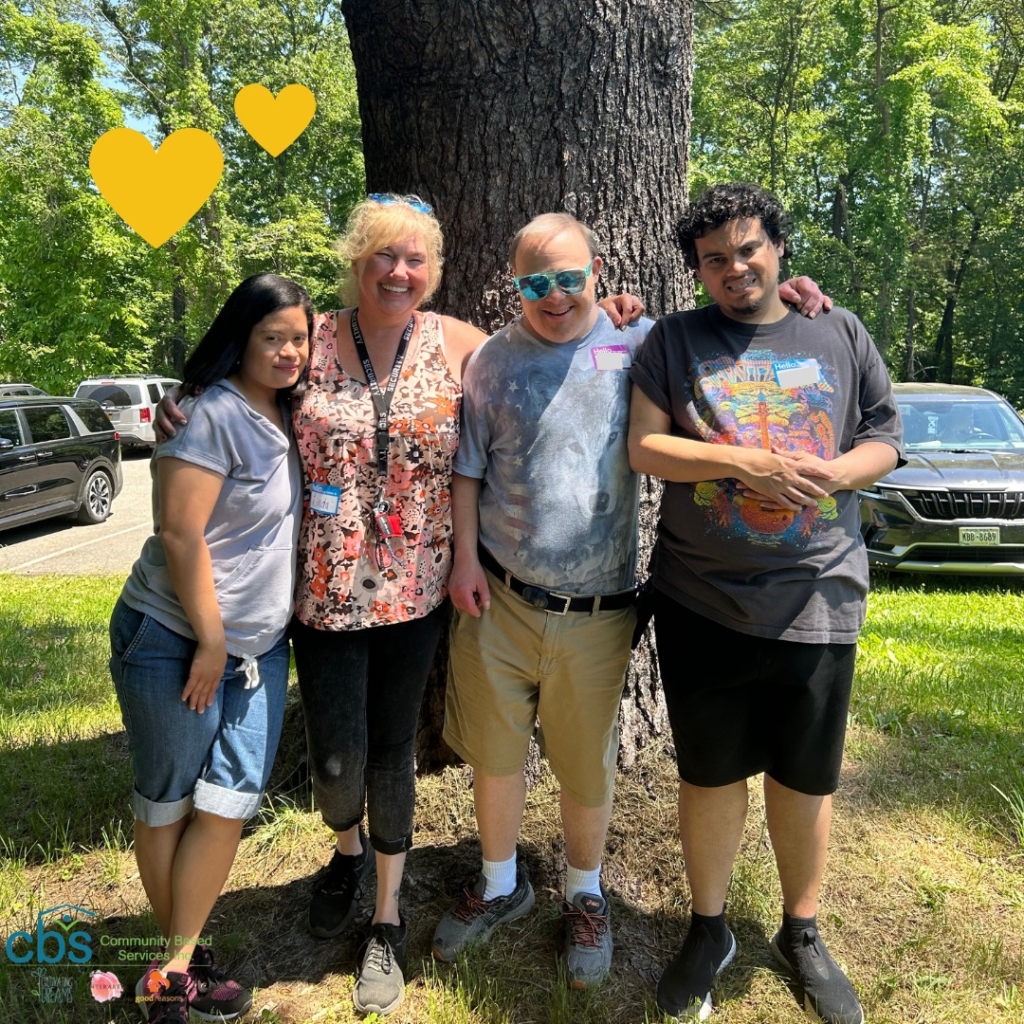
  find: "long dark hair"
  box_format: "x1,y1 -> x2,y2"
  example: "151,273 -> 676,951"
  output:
181,274 -> 314,396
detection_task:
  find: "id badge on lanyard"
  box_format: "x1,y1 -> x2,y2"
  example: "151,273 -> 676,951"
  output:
351,309 -> 414,571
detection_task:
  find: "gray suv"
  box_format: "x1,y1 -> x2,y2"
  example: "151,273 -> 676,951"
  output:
859,383 -> 1024,574
0,395 -> 123,533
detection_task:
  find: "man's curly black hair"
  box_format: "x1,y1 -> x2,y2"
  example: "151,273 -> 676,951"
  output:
675,183 -> 793,271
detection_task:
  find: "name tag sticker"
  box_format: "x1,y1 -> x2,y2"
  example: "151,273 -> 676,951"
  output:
592,344 -> 631,371
309,482 -> 341,515
773,358 -> 821,389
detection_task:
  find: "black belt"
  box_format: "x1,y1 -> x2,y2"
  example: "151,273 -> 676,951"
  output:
477,546 -> 636,616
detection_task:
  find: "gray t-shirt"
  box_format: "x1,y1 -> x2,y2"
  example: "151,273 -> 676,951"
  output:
456,309 -> 652,594
121,380 -> 303,657
630,305 -> 903,643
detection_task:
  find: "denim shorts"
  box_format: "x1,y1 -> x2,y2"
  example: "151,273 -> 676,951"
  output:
109,597 -> 289,826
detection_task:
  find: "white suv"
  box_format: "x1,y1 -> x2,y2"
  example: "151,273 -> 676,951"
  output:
74,375 -> 181,449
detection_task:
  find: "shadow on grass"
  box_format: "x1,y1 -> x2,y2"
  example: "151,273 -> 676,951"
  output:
0,732 -> 134,864
1,833 -> 775,1024
138,838 -> 771,1024
0,690 -> 312,866
846,711 -> 1024,826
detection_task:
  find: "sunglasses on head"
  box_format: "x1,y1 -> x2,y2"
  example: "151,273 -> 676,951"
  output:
513,261 -> 594,301
367,193 -> 434,215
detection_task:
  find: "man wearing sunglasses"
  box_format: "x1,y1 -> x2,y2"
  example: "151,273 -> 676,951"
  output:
431,211 -> 830,989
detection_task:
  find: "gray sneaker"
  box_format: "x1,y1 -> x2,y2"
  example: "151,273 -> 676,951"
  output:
562,890 -> 612,989
352,920 -> 407,1017
431,862 -> 535,961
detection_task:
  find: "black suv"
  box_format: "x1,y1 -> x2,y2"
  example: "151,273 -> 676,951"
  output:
0,395 -> 123,533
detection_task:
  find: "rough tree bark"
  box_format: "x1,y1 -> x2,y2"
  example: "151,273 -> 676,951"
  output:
341,0 -> 693,771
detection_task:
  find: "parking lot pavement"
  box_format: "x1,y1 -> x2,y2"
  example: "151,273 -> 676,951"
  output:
0,451 -> 153,576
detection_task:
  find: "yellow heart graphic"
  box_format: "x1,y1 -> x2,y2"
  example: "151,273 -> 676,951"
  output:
89,128 -> 224,249
234,84 -> 317,157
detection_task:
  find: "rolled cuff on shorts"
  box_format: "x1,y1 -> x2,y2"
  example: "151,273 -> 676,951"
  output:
193,778 -> 264,820
131,789 -> 193,827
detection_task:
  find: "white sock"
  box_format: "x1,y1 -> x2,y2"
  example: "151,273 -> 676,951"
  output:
565,864 -> 602,904
481,853 -> 517,900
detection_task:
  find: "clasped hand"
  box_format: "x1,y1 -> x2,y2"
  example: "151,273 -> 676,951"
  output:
735,448 -> 835,510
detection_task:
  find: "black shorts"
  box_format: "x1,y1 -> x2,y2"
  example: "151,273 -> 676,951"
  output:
652,588 -> 856,796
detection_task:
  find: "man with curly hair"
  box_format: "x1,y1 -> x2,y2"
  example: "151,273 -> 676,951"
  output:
628,182 -> 903,1024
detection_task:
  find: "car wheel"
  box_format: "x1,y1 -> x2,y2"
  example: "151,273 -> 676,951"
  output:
77,469 -> 113,525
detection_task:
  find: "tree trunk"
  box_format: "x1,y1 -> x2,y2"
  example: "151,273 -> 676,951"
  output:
931,212 -> 982,383
171,272 -> 187,378
342,0 -> 693,770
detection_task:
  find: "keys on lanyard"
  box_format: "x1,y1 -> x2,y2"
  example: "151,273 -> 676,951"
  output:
372,499 -> 406,570
351,308 -> 415,573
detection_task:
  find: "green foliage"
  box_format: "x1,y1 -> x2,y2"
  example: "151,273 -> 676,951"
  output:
693,0 -> 1024,401
0,0 -> 363,393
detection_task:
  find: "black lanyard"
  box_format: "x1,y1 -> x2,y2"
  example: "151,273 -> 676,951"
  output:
350,308 -> 414,486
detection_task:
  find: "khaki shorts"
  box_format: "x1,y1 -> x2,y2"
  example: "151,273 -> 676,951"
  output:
444,568 -> 635,807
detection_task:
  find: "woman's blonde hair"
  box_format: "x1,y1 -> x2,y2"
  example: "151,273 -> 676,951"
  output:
336,194 -> 444,307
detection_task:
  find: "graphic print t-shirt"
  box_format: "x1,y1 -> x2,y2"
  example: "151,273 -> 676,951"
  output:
456,310 -> 652,594
630,305 -> 902,643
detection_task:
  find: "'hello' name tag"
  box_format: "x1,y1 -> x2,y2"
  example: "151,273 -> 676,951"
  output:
591,344 -> 631,371
309,482 -> 341,515
773,358 -> 821,389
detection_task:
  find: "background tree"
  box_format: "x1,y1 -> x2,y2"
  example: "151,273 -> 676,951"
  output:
0,0 -> 362,391
691,0 -> 1024,400
341,0 -> 694,330
95,0 -> 362,371
341,0 -> 696,769
0,3 -> 164,391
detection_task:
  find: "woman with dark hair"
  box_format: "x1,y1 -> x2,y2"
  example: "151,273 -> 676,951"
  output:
109,273 -> 311,1024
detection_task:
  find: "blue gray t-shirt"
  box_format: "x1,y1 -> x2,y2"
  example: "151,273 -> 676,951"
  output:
455,309 -> 653,594
121,380 -> 302,657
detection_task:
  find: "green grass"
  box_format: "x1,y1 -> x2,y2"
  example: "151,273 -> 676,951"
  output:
851,576 -> 1024,836
1,573 -> 1023,1023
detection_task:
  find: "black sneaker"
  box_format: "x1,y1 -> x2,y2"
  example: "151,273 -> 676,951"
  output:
656,920 -> 737,1021
144,970 -> 194,1024
431,862 -> 536,962
352,920 -> 407,1016
188,943 -> 253,1021
771,925 -> 864,1024
308,831 -> 375,938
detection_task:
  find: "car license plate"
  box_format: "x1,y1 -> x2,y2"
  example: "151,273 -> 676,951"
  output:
959,526 -> 1000,546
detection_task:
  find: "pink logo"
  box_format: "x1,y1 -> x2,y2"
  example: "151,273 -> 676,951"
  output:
89,970 -> 123,1002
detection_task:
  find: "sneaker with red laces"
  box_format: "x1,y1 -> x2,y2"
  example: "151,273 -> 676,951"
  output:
561,890 -> 613,989
188,944 -> 253,1021
431,862 -> 535,961
141,969 -> 194,1024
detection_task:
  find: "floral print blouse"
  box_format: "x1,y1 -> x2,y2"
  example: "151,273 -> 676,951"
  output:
293,310 -> 461,630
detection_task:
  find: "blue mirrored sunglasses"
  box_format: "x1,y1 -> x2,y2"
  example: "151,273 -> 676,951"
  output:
513,261 -> 593,301
367,193 -> 434,215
